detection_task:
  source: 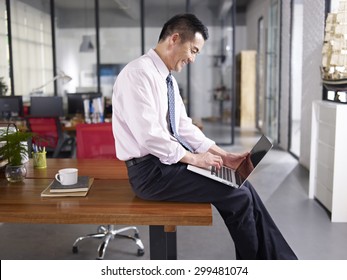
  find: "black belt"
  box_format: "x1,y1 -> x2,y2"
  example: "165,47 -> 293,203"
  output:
125,154 -> 154,168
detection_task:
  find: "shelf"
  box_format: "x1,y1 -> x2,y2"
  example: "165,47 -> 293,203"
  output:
309,100 -> 347,222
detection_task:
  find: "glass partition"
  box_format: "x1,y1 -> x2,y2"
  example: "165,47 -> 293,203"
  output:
256,17 -> 265,131
144,0 -> 188,107
3,0 -> 237,144
190,0 -> 234,144
265,0 -> 280,142
55,0 -> 97,96
98,0 -> 142,99
143,0 -> 235,144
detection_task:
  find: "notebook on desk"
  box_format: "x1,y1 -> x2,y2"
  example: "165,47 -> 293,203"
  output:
187,135 -> 273,188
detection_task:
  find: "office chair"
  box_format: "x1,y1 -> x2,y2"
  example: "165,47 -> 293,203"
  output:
72,122 -> 145,259
26,117 -> 75,158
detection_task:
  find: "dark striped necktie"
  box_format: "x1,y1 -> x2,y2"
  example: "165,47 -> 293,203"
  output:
166,74 -> 194,152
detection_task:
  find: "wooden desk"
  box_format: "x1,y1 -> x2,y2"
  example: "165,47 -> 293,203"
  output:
26,158 -> 128,179
1,159 -> 212,260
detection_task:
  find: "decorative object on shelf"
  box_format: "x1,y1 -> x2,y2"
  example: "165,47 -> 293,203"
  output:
0,77 -> 8,96
0,123 -> 33,183
321,1 -> 347,103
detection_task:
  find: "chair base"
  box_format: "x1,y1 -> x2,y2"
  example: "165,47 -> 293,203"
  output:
72,225 -> 145,260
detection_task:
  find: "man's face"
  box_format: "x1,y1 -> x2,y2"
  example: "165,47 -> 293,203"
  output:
170,32 -> 205,72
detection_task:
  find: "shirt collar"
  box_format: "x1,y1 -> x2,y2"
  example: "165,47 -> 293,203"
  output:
147,49 -> 170,80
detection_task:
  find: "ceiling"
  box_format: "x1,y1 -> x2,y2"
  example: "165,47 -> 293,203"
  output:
17,0 -> 251,28
54,0 -> 251,12
54,0 -> 251,26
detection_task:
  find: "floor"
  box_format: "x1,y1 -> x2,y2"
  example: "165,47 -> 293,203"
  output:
1,125 -> 347,260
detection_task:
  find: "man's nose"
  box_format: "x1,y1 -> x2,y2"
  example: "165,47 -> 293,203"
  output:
188,55 -> 196,63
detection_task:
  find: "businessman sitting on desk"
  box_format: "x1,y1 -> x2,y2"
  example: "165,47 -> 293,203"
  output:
112,13 -> 297,260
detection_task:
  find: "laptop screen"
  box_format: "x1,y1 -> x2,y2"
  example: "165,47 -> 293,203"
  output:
235,135 -> 273,185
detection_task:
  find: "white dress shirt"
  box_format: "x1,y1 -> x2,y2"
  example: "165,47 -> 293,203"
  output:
112,49 -> 215,164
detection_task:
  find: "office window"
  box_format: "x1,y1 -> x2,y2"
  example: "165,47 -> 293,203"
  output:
11,0 -> 53,97
0,0 -> 10,94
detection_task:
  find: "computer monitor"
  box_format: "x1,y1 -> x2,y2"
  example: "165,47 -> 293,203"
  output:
0,95 -> 24,119
30,96 -> 64,117
99,63 -> 126,77
67,92 -> 102,116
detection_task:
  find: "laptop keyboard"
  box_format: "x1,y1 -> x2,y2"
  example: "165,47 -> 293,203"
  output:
211,166 -> 233,182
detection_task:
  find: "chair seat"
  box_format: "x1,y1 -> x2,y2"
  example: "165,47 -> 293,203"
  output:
26,117 -> 75,158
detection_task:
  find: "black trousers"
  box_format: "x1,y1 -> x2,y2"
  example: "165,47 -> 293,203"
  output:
127,155 -> 297,260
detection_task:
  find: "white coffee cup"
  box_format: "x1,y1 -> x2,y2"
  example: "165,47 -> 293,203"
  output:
55,168 -> 78,185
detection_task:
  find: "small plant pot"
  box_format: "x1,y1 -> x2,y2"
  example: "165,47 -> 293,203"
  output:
5,164 -> 27,183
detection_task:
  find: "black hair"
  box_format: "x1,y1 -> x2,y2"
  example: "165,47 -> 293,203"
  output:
158,13 -> 209,43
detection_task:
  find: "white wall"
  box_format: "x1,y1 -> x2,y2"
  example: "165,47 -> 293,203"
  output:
331,0 -> 340,11
291,2 -> 303,122
300,0 -> 325,168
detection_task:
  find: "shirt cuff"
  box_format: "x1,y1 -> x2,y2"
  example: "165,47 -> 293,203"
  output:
158,143 -> 187,165
194,138 -> 215,154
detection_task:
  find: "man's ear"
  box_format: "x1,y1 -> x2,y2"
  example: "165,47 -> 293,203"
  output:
171,33 -> 180,44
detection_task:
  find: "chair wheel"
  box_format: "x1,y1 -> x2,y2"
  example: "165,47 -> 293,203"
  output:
98,225 -> 107,233
134,233 -> 140,238
137,249 -> 145,256
72,246 -> 78,254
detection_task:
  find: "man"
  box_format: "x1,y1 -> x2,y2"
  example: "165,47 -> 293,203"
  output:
112,13 -> 297,260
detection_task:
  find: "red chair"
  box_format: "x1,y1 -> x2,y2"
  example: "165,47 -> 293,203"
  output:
76,122 -> 116,159
26,117 -> 75,158
72,122 -> 145,259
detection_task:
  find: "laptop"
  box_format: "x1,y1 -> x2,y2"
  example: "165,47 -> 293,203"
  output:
187,135 -> 273,188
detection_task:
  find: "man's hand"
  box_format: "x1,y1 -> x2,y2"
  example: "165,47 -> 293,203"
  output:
194,152 -> 223,169
180,151 -> 223,169
222,152 -> 249,170
231,152 -> 254,179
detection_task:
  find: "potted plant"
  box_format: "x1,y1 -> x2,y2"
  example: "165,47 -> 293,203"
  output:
0,124 -> 33,182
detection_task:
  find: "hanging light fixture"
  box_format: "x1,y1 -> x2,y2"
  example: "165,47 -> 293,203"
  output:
79,0 -> 94,53
79,35 -> 94,52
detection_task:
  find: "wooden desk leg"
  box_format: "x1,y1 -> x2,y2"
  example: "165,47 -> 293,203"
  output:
149,225 -> 177,260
